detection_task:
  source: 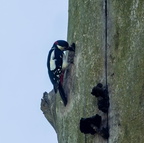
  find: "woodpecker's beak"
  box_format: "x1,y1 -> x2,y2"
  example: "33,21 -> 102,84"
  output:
65,43 -> 75,51
64,47 -> 69,50
68,47 -> 75,51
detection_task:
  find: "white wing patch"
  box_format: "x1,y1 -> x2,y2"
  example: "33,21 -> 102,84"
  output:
50,50 -> 56,70
57,45 -> 64,51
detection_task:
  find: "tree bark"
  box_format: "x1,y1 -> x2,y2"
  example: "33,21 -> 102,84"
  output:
41,0 -> 144,143
108,0 -> 144,143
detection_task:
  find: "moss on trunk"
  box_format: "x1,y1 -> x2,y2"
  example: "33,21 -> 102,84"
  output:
41,0 -> 144,143
108,0 -> 144,143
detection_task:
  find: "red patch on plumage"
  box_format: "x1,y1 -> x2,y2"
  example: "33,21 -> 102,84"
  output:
54,41 -> 58,45
60,71 -> 65,84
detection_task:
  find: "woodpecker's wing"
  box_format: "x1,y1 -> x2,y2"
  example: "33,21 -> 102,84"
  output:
47,48 -> 64,88
54,48 -> 63,70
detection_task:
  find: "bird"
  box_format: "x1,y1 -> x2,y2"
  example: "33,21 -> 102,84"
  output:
47,40 -> 75,106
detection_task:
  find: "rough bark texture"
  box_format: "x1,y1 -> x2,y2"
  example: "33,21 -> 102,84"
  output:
41,0 -> 144,143
108,0 -> 144,143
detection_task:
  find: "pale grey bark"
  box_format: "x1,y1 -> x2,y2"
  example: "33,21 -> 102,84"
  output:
41,0 -> 144,143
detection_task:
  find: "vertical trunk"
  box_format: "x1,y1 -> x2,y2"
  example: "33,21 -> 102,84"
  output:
108,0 -> 144,143
41,0 -> 144,143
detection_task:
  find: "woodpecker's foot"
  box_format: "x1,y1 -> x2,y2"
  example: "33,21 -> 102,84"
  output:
68,43 -> 75,51
79,114 -> 102,135
91,83 -> 109,113
99,127 -> 109,139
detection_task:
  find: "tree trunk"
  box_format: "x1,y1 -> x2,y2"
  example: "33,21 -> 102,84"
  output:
41,0 -> 144,143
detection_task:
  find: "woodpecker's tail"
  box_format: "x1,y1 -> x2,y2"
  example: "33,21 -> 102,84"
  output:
58,82 -> 67,106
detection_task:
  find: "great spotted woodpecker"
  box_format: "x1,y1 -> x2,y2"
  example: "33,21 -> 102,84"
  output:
47,40 -> 75,106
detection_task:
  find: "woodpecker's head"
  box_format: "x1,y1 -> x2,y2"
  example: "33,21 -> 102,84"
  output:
53,40 -> 69,51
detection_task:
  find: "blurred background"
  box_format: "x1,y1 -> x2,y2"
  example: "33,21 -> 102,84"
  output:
0,0 -> 68,143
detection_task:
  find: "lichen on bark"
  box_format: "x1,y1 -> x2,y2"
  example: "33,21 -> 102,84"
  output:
41,0 -> 144,143
108,0 -> 144,143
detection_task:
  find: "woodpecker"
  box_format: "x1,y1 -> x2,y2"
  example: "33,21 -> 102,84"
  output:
47,40 -> 75,106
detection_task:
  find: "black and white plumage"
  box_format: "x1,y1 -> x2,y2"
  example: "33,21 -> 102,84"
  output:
47,40 -> 75,106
